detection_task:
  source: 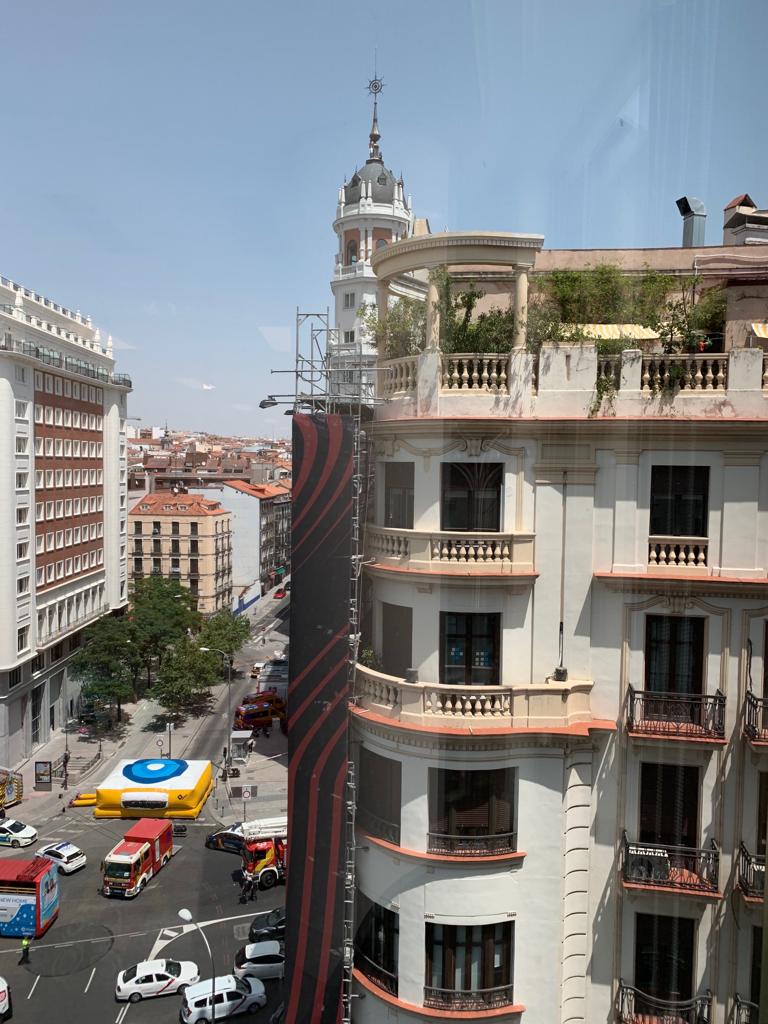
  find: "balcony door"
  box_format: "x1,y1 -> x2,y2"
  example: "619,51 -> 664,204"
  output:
640,762 -> 699,849
441,463 -> 502,532
758,773 -> 768,857
635,913 -> 695,1002
428,767 -> 515,851
440,613 -> 500,687
381,603 -> 412,679
426,921 -> 513,1003
649,466 -> 709,538
645,615 -> 704,695
384,462 -> 414,529
358,747 -> 401,845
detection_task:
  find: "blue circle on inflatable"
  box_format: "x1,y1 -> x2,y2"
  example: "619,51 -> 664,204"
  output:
122,759 -> 188,784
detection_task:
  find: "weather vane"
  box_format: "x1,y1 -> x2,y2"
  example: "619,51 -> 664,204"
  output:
368,49 -> 383,97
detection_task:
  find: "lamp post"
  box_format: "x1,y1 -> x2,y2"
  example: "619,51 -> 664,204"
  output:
199,647 -> 233,766
178,908 -> 214,1013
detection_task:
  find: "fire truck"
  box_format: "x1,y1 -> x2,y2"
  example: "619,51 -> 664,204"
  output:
101,819 -> 174,898
241,816 -> 288,890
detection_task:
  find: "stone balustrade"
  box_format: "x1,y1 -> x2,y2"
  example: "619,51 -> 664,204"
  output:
648,535 -> 708,571
353,664 -> 595,731
374,344 -> 768,421
366,526 -> 535,575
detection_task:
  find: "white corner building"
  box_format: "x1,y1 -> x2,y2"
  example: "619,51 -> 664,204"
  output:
0,276 -> 131,766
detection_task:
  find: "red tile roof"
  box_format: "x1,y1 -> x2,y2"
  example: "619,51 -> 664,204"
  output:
222,480 -> 291,500
128,492 -> 229,517
724,193 -> 756,210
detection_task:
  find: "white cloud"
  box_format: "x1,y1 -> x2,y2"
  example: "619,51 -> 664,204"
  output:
175,377 -> 217,391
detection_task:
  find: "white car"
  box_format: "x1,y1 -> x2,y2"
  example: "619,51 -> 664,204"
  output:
180,975 -> 266,1021
0,819 -> 37,848
0,976 -> 11,1022
116,959 -> 199,1003
38,841 -> 87,874
233,940 -> 285,980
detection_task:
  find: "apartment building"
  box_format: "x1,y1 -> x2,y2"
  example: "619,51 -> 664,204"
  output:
350,231 -> 768,1024
219,480 -> 291,603
0,276 -> 131,766
128,492 -> 232,615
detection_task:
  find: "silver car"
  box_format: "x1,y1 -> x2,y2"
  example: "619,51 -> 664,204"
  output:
233,941 -> 285,981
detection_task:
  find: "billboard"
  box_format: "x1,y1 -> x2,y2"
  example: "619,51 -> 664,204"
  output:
284,413 -> 353,1024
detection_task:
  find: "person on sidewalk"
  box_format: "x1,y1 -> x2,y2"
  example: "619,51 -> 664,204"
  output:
19,936 -> 30,964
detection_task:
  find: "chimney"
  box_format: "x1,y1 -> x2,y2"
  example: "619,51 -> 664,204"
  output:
676,196 -> 706,247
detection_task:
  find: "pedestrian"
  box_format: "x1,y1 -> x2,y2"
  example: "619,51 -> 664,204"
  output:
247,737 -> 255,755
263,721 -> 272,739
19,936 -> 30,964
249,877 -> 258,902
239,875 -> 248,904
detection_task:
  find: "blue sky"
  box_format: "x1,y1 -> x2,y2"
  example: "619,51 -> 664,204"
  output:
1,0 -> 764,437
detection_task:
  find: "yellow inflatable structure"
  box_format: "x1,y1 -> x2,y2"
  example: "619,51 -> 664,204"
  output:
92,758 -> 213,819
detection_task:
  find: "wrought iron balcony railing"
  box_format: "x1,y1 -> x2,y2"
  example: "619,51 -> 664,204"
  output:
735,994 -> 758,1024
627,686 -> 725,740
618,982 -> 711,1024
738,841 -> 765,899
424,983 -> 515,1011
622,831 -> 719,893
354,951 -> 398,997
427,831 -> 517,856
356,807 -> 400,846
744,691 -> 768,743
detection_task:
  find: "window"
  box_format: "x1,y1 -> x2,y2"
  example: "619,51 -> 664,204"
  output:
634,914 -> 695,1006
17,576 -> 29,595
134,521 -> 142,535
17,506 -> 29,525
44,374 -> 53,393
45,469 -> 54,487
35,535 -> 44,554
152,521 -> 161,535
34,403 -> 43,423
346,239 -> 358,264
355,892 -> 399,996
8,667 -> 21,689
64,380 -> 71,398
34,437 -> 43,456
44,406 -> 53,424
376,237 -> 388,249
45,501 -> 54,519
14,399 -> 27,418
55,439 -> 63,457
343,291 -> 356,309
384,462 -> 414,529
54,376 -> 62,395
440,612 -> 500,686
16,541 -> 29,560
650,466 -> 709,538
441,463 -> 502,532
358,748 -> 401,844
640,763 -> 699,850
65,470 -> 72,486
15,436 -> 28,455
73,383 -> 80,400
190,522 -> 198,536
645,616 -> 704,695
17,627 -> 29,653
54,407 -> 63,426
429,768 -> 516,854
64,409 -> 71,427
46,532 -> 54,551
35,502 -> 44,522
381,603 -> 412,678
15,368 -> 26,385
426,921 -> 514,1008
73,411 -> 80,428
344,329 -> 355,346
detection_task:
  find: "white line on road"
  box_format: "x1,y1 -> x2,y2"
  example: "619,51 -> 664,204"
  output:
27,976 -> 40,999
0,928 -> 149,957
84,967 -> 96,993
115,1005 -> 129,1024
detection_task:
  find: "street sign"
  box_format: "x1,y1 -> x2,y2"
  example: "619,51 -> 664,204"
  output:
242,787 -> 252,800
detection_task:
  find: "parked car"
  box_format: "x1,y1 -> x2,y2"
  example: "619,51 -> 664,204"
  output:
205,824 -> 246,855
249,907 -> 286,943
273,588 -> 287,600
0,819 -> 37,848
38,841 -> 87,874
250,662 -> 265,679
180,975 -> 266,1021
233,941 -> 285,981
116,959 -> 199,1002
0,976 -> 11,1022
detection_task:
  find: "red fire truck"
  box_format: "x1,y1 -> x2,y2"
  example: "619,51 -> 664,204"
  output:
101,819 -> 173,898
241,817 -> 288,890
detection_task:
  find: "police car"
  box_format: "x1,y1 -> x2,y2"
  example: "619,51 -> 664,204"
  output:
0,975 -> 11,1022
38,841 -> 87,874
0,819 -> 37,848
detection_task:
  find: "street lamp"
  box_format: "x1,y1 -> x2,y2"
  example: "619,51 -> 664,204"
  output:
199,647 -> 234,765
178,908 -> 215,1013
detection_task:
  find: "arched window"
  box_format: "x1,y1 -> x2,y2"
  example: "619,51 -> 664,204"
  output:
376,238 -> 388,250
346,240 -> 358,265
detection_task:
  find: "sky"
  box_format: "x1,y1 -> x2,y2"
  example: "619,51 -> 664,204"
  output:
1,0 -> 766,437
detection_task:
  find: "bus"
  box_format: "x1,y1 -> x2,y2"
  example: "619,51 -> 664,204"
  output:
0,857 -> 59,937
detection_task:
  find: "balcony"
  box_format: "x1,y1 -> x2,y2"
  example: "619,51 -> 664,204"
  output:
744,692 -> 768,745
738,842 -> 765,902
354,952 -> 398,997
618,982 -> 711,1024
627,686 -> 726,742
427,831 -> 517,857
366,526 -> 535,576
356,807 -> 400,846
0,327 -> 132,389
621,832 -> 720,895
735,995 -> 758,1024
354,664 -> 605,734
424,984 -> 516,1012
648,535 -> 708,572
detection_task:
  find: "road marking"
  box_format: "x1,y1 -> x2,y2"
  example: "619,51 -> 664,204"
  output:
148,910 -> 259,960
27,976 -> 40,999
115,1005 -> 129,1024
0,928 -> 149,957
84,967 -> 96,993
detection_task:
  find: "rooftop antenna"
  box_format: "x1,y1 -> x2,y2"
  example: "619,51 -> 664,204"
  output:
367,58 -> 384,162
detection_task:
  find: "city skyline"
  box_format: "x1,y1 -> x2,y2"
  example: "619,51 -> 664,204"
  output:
1,0 -> 766,435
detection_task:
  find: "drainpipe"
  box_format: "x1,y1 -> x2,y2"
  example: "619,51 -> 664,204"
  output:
552,472 -> 568,682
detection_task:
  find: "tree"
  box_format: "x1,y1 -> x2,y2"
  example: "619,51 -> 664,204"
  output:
359,297 -> 426,358
198,610 -> 250,663
154,639 -> 220,721
130,577 -> 201,687
70,615 -> 138,722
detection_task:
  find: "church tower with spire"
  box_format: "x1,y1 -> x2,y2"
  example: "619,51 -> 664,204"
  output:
329,81 -> 422,397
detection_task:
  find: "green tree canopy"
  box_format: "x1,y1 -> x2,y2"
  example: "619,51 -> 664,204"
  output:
70,615 -> 139,721
154,638 -> 220,719
198,610 -> 250,661
130,576 -> 201,685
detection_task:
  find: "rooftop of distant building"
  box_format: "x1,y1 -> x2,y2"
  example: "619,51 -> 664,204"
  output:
129,492 -> 229,517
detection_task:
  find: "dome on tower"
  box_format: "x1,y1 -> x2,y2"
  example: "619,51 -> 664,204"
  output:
342,97 -> 407,208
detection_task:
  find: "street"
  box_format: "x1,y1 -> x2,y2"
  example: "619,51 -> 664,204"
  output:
0,594 -> 290,1024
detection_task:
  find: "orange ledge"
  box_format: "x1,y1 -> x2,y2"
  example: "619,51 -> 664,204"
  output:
350,704 -> 617,739
627,729 -> 727,746
359,829 -> 527,865
595,570 -> 768,586
366,563 -> 539,580
622,880 -> 722,900
352,968 -> 526,1018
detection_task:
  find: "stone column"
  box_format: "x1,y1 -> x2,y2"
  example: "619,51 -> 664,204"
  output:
425,281 -> 440,350
560,750 -> 593,1024
513,268 -> 529,349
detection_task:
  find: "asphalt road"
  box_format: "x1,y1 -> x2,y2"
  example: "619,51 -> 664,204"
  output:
0,597 -> 291,1024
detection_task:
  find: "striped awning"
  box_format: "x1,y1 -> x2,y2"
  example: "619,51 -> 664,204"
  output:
750,322 -> 768,339
570,323 -> 660,340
